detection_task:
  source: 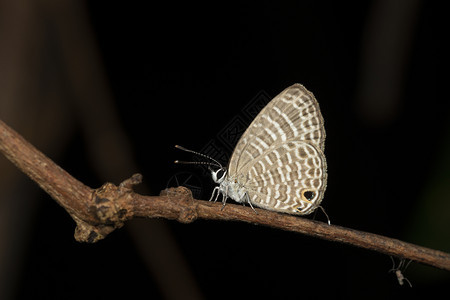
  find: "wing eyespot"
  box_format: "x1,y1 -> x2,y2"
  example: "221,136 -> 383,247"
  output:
302,190 -> 315,201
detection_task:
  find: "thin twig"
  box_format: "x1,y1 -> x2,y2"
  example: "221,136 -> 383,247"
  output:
1,118 -> 449,271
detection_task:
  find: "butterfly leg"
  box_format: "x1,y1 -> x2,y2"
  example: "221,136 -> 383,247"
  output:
209,186 -> 220,202
319,206 -> 331,225
243,193 -> 257,214
220,186 -> 229,211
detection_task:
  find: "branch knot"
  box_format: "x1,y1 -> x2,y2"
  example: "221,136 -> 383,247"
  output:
161,186 -> 198,223
73,174 -> 143,242
91,182 -> 127,224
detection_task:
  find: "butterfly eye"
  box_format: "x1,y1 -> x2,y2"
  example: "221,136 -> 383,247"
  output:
302,190 -> 315,201
216,168 -> 226,179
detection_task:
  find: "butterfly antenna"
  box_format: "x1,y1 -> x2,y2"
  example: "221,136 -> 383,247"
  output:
174,160 -> 220,168
174,145 -> 223,169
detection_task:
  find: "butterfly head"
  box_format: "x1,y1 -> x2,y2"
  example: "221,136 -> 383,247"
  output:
211,167 -> 227,184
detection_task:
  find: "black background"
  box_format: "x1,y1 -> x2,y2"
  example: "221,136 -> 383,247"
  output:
4,1 -> 448,299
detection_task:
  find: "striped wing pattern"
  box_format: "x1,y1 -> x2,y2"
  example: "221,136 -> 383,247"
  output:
227,84 -> 327,215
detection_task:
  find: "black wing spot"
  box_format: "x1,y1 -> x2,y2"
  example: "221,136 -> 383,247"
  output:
303,190 -> 315,200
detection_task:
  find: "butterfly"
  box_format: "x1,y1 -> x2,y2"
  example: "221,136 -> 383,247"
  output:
176,84 -> 327,217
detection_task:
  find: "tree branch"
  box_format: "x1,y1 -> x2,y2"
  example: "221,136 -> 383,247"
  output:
1,118 -> 449,271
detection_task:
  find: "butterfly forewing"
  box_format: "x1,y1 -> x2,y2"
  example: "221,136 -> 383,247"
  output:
229,84 -> 325,175
227,83 -> 327,215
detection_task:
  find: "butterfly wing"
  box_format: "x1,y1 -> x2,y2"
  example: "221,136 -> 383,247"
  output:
228,83 -> 325,175
227,83 -> 327,215
242,141 -> 327,214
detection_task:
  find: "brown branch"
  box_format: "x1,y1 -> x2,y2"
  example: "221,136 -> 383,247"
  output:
1,118 -> 450,271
